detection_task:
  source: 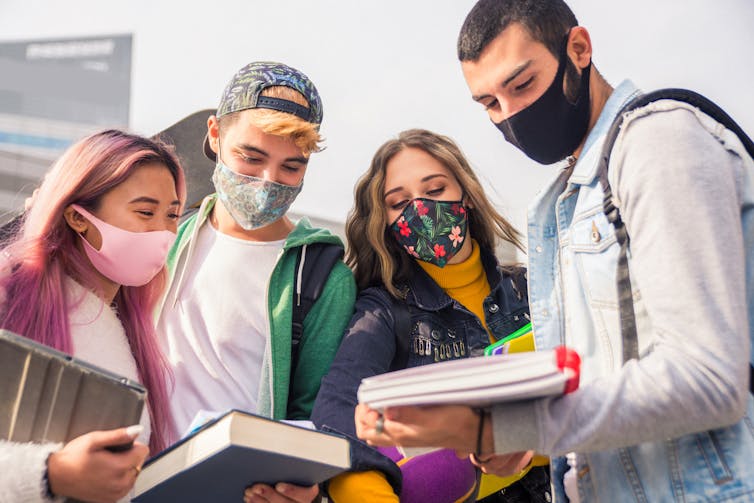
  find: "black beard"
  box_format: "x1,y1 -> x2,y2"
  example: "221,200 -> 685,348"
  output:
564,57 -> 582,104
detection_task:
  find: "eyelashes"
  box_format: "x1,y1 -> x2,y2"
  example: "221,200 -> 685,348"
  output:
386,187 -> 446,210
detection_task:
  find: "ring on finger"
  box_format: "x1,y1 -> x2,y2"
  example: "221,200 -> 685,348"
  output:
470,453 -> 494,465
375,415 -> 385,435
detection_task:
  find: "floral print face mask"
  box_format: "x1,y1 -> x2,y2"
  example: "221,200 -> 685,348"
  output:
390,197 -> 468,267
211,160 -> 303,230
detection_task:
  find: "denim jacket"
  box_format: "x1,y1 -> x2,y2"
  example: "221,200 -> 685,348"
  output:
491,80 -> 754,502
311,247 -> 530,488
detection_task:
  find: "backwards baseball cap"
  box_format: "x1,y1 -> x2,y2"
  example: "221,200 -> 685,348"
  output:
203,61 -> 323,161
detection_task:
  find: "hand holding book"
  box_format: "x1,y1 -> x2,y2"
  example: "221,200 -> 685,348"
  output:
357,346 -> 580,410
355,347 -> 580,453
133,410 -> 350,503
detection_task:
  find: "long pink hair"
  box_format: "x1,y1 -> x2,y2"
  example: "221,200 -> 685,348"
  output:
0,129 -> 186,452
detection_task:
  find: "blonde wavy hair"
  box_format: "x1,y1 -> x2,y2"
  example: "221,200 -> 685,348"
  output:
218,86 -> 324,155
346,128 -> 523,298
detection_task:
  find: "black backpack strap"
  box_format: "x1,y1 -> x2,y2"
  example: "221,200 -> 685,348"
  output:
388,292 -> 411,372
509,267 -> 529,303
290,243 -> 344,372
597,88 -> 754,393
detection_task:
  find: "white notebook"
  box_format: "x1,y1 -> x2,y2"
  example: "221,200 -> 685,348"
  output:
357,347 -> 580,410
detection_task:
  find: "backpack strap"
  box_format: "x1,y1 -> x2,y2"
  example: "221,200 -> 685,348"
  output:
509,267 -> 529,303
389,292 -> 412,372
290,243 -> 344,373
597,88 -> 754,394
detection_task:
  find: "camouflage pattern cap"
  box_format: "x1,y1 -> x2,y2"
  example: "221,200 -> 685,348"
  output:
216,61 -> 323,124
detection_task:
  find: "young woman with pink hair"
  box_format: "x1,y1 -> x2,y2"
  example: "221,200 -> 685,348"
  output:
0,129 -> 185,503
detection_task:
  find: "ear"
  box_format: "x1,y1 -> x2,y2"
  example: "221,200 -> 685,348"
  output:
63,205 -> 89,233
206,115 -> 220,155
567,26 -> 593,69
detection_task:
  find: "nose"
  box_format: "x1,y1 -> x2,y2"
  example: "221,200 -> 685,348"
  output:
260,167 -> 282,184
489,101 -> 522,124
488,109 -> 506,124
488,93 -> 531,124
146,217 -> 177,233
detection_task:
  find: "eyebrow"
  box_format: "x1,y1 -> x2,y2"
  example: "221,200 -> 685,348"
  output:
471,60 -> 532,102
129,196 -> 181,206
384,173 -> 448,198
238,144 -> 308,165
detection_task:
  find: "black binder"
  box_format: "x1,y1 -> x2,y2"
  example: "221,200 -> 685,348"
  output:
0,329 -> 145,443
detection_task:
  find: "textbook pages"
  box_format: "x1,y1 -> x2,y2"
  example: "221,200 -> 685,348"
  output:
133,409 -> 351,503
358,346 -> 580,410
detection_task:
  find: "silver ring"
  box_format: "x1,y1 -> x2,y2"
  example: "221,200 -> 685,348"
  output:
375,415 -> 385,435
470,453 -> 494,466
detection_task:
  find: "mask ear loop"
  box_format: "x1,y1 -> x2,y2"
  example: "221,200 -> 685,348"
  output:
216,132 -> 224,165
461,191 -> 471,210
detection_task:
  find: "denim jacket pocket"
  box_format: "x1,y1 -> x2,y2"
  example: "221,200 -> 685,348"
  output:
408,316 -> 468,367
568,211 -> 622,307
486,307 -> 530,341
671,405 -> 754,500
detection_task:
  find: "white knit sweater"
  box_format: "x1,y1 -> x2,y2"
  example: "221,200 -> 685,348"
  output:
0,279 -> 150,502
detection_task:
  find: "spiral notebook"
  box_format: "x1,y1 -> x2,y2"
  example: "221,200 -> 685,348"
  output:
0,329 -> 145,444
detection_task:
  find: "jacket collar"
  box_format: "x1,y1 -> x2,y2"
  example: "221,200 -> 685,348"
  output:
405,245 -> 502,311
569,79 -> 642,186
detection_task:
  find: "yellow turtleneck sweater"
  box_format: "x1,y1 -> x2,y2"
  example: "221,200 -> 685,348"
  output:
418,239 -> 494,343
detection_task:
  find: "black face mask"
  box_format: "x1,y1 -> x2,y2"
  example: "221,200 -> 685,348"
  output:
495,37 -> 592,165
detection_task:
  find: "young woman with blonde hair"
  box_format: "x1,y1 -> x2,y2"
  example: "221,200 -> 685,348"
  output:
312,129 -> 550,502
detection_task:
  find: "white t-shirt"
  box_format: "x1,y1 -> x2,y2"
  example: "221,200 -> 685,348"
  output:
159,223 -> 285,440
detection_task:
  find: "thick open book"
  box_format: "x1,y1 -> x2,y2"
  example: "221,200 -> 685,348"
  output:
357,346 -> 580,410
0,329 -> 145,444
133,409 -> 351,503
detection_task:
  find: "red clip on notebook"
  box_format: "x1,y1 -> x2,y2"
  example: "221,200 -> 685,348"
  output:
555,345 -> 581,394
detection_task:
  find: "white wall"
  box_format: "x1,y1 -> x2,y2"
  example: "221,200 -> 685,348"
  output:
1,0 -> 752,236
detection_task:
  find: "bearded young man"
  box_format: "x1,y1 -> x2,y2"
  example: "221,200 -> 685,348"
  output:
356,1 -> 754,501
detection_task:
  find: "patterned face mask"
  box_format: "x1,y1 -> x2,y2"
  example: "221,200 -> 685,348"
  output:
211,160 -> 303,230
389,198 -> 469,267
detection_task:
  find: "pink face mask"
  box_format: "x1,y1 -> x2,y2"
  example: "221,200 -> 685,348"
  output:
72,204 -> 176,287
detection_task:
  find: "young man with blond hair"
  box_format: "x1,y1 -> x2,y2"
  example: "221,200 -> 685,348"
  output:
157,61 -> 356,503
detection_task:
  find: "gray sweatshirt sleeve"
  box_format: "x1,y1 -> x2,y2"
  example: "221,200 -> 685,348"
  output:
490,104 -> 752,456
0,440 -> 64,503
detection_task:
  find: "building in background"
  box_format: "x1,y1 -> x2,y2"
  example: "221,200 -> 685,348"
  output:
0,34 -> 132,222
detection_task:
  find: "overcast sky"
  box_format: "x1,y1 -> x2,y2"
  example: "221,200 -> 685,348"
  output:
1,0 -> 752,233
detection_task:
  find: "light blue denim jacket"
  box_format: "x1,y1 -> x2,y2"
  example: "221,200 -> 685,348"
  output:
491,80 -> 754,502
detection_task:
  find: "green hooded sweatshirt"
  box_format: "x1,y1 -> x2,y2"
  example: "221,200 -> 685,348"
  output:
156,195 -> 356,420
